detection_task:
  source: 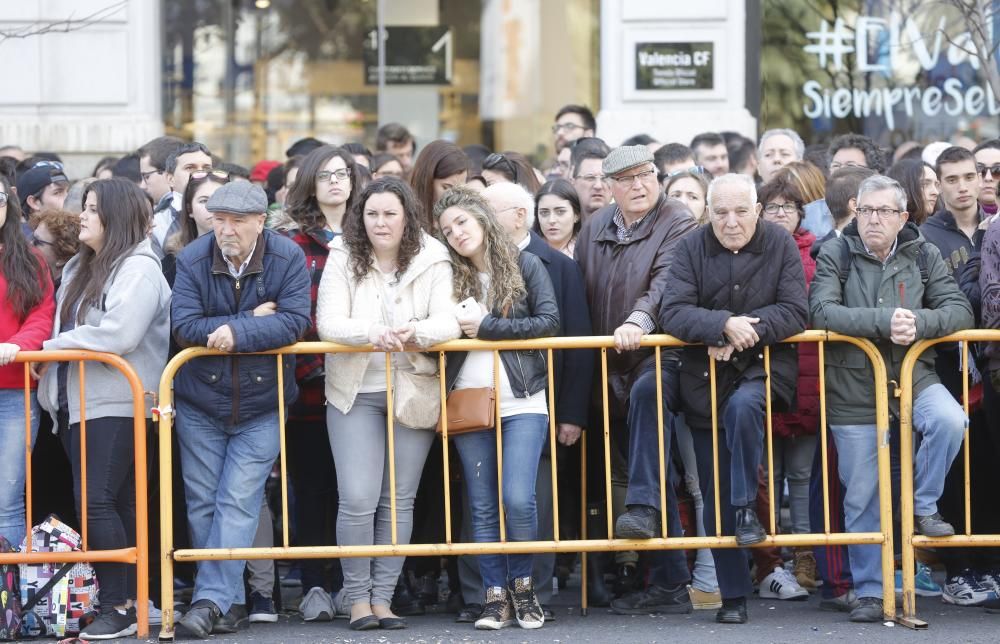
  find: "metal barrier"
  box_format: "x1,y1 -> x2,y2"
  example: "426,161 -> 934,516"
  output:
898,330 -> 1000,628
155,330 -> 894,639
2,350 -> 149,639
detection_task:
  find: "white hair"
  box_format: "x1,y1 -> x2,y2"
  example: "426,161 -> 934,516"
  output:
483,181 -> 537,228
707,173 -> 757,210
759,128 -> 805,159
857,175 -> 907,211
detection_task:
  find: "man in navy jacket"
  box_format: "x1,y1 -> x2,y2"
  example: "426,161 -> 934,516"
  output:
172,181 -> 310,638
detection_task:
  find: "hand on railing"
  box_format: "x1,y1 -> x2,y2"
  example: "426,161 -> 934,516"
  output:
613,323 -> 644,353
369,324 -> 404,352
723,316 -> 760,351
207,324 -> 236,352
0,342 -> 19,366
707,344 -> 735,362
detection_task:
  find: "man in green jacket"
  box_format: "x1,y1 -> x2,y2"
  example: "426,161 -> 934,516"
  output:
810,175 -> 974,624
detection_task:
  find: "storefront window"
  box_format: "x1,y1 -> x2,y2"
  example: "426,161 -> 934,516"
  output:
162,0 -> 600,165
760,0 -> 1000,146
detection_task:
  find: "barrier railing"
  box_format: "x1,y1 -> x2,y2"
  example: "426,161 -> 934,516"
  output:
155,330 -> 894,639
3,350 -> 149,639
898,330 -> 1000,628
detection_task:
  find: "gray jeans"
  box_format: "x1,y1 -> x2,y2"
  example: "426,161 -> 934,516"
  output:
327,392 -> 435,606
771,434 -> 817,534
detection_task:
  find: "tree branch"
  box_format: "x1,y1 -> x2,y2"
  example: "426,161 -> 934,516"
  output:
0,1 -> 127,44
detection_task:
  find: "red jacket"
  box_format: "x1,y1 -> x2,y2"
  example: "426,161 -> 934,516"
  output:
0,249 -> 55,390
773,228 -> 818,438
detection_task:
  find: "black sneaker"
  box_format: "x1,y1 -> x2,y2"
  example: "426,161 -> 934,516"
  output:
716,597 -> 748,624
610,583 -> 693,615
79,607 -> 137,640
849,597 -> 884,623
249,591 -> 278,623
474,587 -> 514,630
508,577 -> 544,629
615,505 -> 660,539
176,600 -> 220,640
212,603 -> 249,634
456,602 -> 483,623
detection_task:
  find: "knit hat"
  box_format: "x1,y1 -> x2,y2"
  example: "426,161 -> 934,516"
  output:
206,181 -> 268,215
603,145 -> 655,177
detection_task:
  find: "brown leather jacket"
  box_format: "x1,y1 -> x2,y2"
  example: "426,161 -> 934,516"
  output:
575,194 -> 697,414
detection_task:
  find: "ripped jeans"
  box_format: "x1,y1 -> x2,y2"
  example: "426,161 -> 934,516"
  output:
453,413 -> 548,589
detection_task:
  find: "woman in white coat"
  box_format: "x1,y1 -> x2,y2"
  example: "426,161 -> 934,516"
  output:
316,177 -> 460,631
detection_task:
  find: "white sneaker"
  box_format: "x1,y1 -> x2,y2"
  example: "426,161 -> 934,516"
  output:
147,599 -> 162,625
300,586 -> 335,621
331,588 -> 349,619
943,570 -> 997,606
759,566 -> 809,601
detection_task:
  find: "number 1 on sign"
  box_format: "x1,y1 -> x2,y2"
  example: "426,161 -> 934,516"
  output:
432,30 -> 453,81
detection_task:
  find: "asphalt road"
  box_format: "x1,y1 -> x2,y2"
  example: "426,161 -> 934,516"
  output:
131,591 -> 1000,643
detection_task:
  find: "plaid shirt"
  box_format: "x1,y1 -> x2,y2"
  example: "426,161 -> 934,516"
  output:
286,227 -> 336,421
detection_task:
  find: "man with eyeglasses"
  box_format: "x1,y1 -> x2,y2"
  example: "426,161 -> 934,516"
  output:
552,105 -> 595,152
149,141 -> 215,258
575,145 -> 698,616
811,175 -> 972,623
570,137 -> 612,222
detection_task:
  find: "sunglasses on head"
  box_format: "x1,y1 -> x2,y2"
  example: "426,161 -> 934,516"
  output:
190,170 -> 230,181
483,153 -> 520,183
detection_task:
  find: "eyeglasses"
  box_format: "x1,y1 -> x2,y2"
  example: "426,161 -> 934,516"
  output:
31,236 -> 54,248
830,160 -> 867,171
575,173 -> 610,185
763,202 -> 800,215
611,168 -> 656,187
551,123 -> 585,134
140,169 -> 163,182
190,170 -> 229,181
317,169 -> 351,183
856,206 -> 903,220
978,164 -> 1000,179
0,192 -> 6,208
483,153 -> 520,184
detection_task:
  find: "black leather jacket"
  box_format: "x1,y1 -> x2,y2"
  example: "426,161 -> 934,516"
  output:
445,251 -> 560,398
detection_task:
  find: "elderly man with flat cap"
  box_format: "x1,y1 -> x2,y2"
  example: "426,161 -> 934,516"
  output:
171,181 -> 311,639
574,145 -> 698,614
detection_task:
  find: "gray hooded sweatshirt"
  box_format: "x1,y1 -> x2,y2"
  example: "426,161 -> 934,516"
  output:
39,238 -> 171,424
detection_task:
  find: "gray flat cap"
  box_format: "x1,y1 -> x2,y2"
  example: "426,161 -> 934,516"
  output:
206,181 -> 268,215
603,145 -> 655,176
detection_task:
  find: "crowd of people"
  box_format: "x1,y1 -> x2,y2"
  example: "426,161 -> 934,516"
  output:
2,106 -> 1000,639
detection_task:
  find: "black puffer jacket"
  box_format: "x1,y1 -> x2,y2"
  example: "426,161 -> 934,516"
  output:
445,251 -> 561,398
659,220 -> 808,430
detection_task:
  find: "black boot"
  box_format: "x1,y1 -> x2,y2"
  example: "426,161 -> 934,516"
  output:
390,575 -> 425,616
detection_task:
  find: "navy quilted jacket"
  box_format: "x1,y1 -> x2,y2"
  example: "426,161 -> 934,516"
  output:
171,229 -> 311,424
660,220 -> 808,430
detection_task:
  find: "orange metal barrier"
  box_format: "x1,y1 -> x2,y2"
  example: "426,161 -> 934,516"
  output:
898,330 -> 1000,628
156,330 -> 894,639
1,350 -> 149,639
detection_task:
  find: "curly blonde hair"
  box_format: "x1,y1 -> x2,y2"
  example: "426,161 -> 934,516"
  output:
432,186 -> 525,313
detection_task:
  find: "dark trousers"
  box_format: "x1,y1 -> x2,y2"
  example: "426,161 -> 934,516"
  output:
690,379 -> 767,601
65,417 -> 137,608
286,416 -> 342,593
621,365 -> 691,588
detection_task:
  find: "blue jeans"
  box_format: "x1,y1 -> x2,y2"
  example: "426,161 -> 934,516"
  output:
176,400 -> 279,613
0,389 -> 39,548
831,383 -> 965,598
454,413 -> 547,589
622,366 -> 692,588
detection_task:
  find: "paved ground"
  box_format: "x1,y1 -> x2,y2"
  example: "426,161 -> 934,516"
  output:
130,587 -> 1000,643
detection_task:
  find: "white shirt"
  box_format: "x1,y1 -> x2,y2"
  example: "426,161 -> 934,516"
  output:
224,240 -> 258,279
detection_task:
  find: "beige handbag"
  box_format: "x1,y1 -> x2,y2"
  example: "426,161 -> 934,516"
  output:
392,369 -> 441,430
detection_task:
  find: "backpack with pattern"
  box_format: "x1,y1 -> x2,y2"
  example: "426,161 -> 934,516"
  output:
0,537 -> 22,641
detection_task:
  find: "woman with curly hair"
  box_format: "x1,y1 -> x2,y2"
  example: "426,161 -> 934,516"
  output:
316,177 -> 460,631
28,208 -> 80,286
433,187 -> 559,631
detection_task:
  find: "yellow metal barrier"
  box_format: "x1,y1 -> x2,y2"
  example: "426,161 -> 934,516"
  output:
898,330 -> 1000,628
2,350 -> 150,639
155,330 -> 894,639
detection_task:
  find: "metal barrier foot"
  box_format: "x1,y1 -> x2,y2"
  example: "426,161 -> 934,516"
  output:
896,615 -> 929,630
158,625 -> 176,641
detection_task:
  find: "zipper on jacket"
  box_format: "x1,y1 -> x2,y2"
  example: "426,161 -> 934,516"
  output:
235,278 -> 241,291
514,351 -> 529,397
